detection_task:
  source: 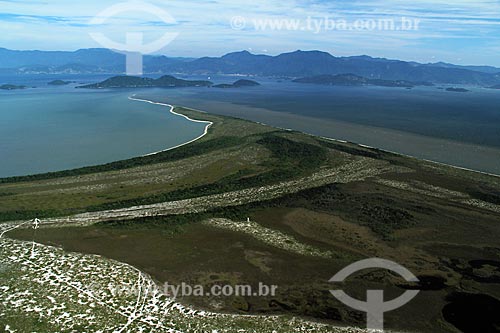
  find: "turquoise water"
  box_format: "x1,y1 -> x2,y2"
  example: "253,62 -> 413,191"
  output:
0,88 -> 207,177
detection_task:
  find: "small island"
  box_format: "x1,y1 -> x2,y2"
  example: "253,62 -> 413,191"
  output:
446,87 -> 470,93
0,84 -> 26,90
77,75 -> 213,89
48,80 -> 72,86
213,79 -> 260,88
293,74 -> 433,88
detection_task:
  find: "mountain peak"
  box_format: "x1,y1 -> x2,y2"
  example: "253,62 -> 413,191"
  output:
278,50 -> 335,59
222,50 -> 253,58
350,55 -> 374,60
290,49 -> 330,55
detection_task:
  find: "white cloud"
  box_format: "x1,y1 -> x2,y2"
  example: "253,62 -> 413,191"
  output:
0,0 -> 498,65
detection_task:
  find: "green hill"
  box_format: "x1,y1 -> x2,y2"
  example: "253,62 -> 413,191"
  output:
78,75 -> 213,89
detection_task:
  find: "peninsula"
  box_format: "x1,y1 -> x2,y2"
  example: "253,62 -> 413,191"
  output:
1,101 -> 499,333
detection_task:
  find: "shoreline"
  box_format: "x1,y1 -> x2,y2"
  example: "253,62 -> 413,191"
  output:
133,95 -> 500,178
1,95 -> 499,181
320,136 -> 500,178
180,100 -> 500,177
128,95 -> 213,157
247,118 -> 500,179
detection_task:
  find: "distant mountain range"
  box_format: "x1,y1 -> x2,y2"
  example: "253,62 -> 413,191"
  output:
1,47 -> 500,86
0,48 -> 192,74
427,62 -> 500,74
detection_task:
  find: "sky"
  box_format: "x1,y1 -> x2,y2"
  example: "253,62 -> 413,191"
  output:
1,0 -> 500,66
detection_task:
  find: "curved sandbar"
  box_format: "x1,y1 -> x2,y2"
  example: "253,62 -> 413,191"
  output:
128,95 -> 213,157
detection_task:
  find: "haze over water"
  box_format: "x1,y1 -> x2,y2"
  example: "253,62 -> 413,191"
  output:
139,77 -> 500,175
2,74 -> 500,177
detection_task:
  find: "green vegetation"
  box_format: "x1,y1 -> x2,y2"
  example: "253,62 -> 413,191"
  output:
2,102 -> 500,333
316,139 -> 385,159
213,79 -> 260,88
97,206 -> 250,231
269,183 -> 415,240
467,188 -> 500,204
0,105 -> 331,222
0,84 -> 26,90
258,135 -> 328,170
86,134 -> 328,212
0,130 -> 328,221
0,108 -> 282,221
0,209 -> 64,222
48,80 -> 71,85
0,136 -> 244,184
77,75 -> 213,89
101,180 -> 414,240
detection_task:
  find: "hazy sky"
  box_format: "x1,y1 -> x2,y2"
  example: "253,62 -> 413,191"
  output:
1,0 -> 499,66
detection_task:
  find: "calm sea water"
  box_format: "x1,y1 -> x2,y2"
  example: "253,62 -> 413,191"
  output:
137,78 -> 500,175
142,77 -> 500,148
2,74 -> 500,176
0,75 -> 208,177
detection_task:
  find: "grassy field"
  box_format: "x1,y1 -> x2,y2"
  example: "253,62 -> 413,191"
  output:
2,104 -> 500,333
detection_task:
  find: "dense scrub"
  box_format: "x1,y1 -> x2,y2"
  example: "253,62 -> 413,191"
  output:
0,134 -> 328,222
86,135 -> 328,212
98,182 -> 415,240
